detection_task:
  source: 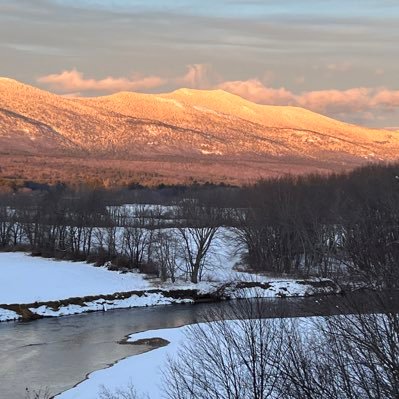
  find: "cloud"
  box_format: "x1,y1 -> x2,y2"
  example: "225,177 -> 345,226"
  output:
37,67 -> 399,124
372,89 -> 399,108
38,64 -> 215,93
218,79 -> 399,120
299,88 -> 372,114
219,79 -> 296,105
37,69 -> 166,93
176,64 -> 213,89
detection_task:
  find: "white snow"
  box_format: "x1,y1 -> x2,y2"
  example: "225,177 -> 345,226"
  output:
56,318 -> 317,399
0,226 -> 338,321
0,252 -> 149,305
155,97 -> 184,108
0,307 -> 20,322
200,149 -> 223,155
225,280 -> 338,299
194,105 -> 223,116
29,294 -> 192,318
0,250 -> 338,321
55,326 -> 188,399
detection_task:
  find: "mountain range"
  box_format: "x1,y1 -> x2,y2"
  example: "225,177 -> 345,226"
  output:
0,77 -> 398,187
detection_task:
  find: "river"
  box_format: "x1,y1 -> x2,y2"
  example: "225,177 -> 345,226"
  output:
1,291 -> 398,399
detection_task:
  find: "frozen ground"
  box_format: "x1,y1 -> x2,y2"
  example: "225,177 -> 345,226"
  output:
0,252 -> 149,305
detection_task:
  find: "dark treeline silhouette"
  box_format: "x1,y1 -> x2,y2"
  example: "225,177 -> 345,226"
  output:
234,163 -> 399,287
1,162 -> 398,287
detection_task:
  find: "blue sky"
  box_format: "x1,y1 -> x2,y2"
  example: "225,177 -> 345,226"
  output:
0,0 -> 398,126
54,0 -> 399,18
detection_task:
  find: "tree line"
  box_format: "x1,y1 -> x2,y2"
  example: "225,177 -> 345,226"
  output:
0,189 -> 223,284
1,162 -> 399,287
233,162 -> 399,288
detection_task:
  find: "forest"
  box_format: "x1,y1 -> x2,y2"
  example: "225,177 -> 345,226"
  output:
1,162 -> 398,288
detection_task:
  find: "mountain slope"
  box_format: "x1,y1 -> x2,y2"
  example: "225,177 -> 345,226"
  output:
0,78 -> 398,186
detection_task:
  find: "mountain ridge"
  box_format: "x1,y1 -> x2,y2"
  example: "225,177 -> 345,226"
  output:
0,77 -> 398,187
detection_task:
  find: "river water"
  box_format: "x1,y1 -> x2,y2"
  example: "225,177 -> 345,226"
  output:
1,292 -> 398,399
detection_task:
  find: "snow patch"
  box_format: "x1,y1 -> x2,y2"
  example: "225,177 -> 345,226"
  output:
155,97 -> 184,108
200,149 -> 223,155
55,325 -> 190,399
194,105 -> 222,116
0,308 -> 20,322
56,318 -> 318,399
29,294 -> 193,318
0,253 -> 149,305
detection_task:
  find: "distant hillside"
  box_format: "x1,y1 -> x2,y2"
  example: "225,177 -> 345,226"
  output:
0,77 -> 398,188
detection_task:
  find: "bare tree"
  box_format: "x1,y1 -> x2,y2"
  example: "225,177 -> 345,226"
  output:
99,383 -> 149,399
153,230 -> 179,282
24,388 -> 51,399
164,298 -> 286,399
164,293 -> 399,399
176,199 -> 221,283
120,205 -> 154,270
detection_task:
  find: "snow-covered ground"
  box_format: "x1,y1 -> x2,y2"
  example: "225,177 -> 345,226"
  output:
30,294 -> 192,318
0,307 -> 20,322
0,251 -> 339,322
56,326 -> 189,399
223,279 -> 339,298
0,252 -> 149,305
56,318 -> 315,399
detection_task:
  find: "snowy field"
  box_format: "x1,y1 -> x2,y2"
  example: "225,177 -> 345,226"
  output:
0,250 -> 339,322
0,252 -> 149,305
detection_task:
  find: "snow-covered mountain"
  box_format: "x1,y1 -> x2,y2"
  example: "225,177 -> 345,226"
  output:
1,77 -> 398,185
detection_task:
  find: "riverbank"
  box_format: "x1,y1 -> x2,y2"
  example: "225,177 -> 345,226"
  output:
55,324 -> 216,399
0,252 -> 341,322
1,279 -> 340,322
2,292 -> 397,399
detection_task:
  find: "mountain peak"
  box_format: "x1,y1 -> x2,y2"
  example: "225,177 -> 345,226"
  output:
171,87 -> 227,95
168,87 -> 241,100
0,77 -> 59,95
0,77 -> 23,85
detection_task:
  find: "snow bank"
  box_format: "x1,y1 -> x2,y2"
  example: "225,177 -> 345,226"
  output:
30,294 -> 192,318
225,279 -> 340,299
56,326 -> 188,399
0,253 -> 149,305
0,307 -> 20,322
56,318 -> 317,399
0,252 -> 339,322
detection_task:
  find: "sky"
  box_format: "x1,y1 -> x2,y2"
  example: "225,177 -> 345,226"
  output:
1,0 -> 399,127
